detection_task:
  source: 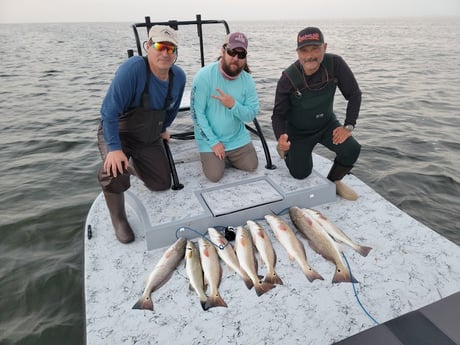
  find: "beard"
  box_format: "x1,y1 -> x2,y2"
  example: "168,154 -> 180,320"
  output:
221,59 -> 245,77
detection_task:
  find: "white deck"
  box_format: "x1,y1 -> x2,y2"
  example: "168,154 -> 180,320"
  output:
84,139 -> 460,345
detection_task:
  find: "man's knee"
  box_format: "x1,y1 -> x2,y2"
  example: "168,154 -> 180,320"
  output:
98,167 -> 131,193
204,169 -> 224,183
144,176 -> 171,191
287,165 -> 312,180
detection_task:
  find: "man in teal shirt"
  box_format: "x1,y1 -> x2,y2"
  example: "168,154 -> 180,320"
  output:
190,32 -> 259,182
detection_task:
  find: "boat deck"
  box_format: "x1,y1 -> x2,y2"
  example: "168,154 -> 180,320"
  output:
334,291 -> 460,345
84,139 -> 460,345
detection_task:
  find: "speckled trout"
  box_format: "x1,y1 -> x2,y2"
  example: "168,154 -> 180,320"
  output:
289,206 -> 357,284
207,227 -> 253,290
265,214 -> 323,282
246,220 -> 283,285
185,240 -> 208,311
302,208 -> 372,257
198,237 -> 227,309
132,237 -> 186,311
234,226 -> 276,296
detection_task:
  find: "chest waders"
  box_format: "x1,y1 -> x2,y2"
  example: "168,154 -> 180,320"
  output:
282,55 -> 361,200
118,57 -> 173,145
284,54 -> 337,138
97,57 -> 174,243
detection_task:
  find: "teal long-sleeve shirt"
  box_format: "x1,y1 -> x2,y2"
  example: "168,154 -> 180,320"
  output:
190,61 -> 259,152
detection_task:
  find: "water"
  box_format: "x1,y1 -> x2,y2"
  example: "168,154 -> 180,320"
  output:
1,17 -> 459,344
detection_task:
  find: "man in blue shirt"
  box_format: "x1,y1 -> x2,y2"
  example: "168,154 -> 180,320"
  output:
97,26 -> 186,243
190,32 -> 259,182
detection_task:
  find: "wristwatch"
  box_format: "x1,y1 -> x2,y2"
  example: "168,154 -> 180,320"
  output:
344,124 -> 354,131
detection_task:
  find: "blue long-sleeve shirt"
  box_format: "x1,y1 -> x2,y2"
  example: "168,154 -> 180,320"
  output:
100,56 -> 186,151
190,61 -> 259,152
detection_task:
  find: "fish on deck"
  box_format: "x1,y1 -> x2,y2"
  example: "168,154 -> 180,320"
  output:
265,214 -> 324,283
198,237 -> 228,309
207,227 -> 253,290
246,220 -> 283,285
185,240 -> 208,311
234,226 -> 276,296
132,237 -> 187,311
302,208 -> 372,257
289,207 -> 357,284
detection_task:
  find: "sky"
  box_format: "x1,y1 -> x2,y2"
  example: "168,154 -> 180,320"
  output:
1,0 -> 459,23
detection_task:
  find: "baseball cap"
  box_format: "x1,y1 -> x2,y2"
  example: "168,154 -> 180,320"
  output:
297,27 -> 324,49
224,32 -> 248,51
148,25 -> 178,46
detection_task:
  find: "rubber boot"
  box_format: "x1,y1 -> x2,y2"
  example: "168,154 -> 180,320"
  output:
327,161 -> 359,201
103,191 -> 135,243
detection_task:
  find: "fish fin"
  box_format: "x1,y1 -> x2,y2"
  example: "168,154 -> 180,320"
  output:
305,267 -> 324,282
332,266 -> 356,284
263,272 -> 283,285
205,293 -> 228,309
132,295 -> 154,311
200,298 -> 209,311
358,245 -> 372,257
254,280 -> 276,297
242,275 -> 254,290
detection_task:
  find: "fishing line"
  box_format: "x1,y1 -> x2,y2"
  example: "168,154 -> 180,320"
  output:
342,252 -> 380,325
175,226 -> 230,250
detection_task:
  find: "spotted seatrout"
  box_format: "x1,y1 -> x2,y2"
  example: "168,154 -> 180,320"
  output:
234,226 -> 276,296
207,227 -> 253,290
198,237 -> 227,309
132,237 -> 186,311
265,214 -> 323,282
289,206 -> 357,284
246,220 -> 283,285
302,208 -> 372,257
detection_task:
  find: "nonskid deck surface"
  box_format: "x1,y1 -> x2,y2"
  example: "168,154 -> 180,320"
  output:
84,139 -> 460,345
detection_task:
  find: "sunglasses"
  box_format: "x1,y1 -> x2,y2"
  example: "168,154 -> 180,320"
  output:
150,41 -> 177,54
225,47 -> 247,59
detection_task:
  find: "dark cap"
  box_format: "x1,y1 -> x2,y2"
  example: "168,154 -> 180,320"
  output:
297,27 -> 324,49
224,32 -> 248,51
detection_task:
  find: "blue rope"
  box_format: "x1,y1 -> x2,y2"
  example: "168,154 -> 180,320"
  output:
342,252 -> 380,325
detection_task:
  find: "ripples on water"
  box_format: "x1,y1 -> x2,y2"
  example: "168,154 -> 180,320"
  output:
0,17 -> 459,344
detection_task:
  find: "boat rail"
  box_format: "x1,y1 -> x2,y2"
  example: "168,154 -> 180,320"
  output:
126,14 -> 275,189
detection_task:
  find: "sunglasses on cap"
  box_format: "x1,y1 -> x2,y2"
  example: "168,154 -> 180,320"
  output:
150,41 -> 177,54
224,46 -> 247,59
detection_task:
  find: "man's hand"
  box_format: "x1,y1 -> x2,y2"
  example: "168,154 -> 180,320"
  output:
332,126 -> 352,145
160,130 -> 170,141
212,88 -> 235,109
104,150 -> 129,177
276,134 -> 290,159
212,142 -> 226,160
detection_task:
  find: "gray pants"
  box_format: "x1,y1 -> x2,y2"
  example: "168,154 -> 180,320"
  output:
199,142 -> 258,182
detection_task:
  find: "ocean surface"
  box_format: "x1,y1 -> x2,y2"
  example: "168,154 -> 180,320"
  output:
1,16 -> 459,345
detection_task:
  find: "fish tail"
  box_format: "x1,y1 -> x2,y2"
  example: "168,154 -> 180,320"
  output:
204,293 -> 228,310
357,245 -> 372,257
242,276 -> 254,290
198,294 -> 209,311
304,267 -> 324,282
254,280 -> 276,297
132,295 -> 154,311
200,298 -> 209,311
263,271 -> 283,285
332,265 -> 357,284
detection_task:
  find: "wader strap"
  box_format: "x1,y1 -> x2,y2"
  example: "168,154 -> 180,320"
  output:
141,57 -> 150,108
141,57 -> 174,111
283,54 -> 336,96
